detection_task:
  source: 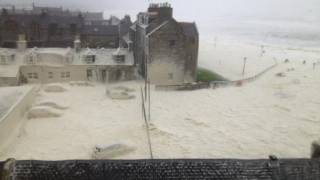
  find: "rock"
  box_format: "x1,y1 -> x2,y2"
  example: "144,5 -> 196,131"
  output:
28,107 -> 61,119
311,140 -> 320,158
92,144 -> 136,159
44,84 -> 67,93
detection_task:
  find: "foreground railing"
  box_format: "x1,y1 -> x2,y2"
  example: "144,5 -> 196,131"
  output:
1,157 -> 320,179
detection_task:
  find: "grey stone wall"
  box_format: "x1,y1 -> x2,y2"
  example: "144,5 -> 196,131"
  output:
134,25 -> 147,76
148,19 -> 188,85
184,33 -> 199,82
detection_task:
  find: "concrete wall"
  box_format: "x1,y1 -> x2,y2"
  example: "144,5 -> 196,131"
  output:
0,86 -> 38,152
148,20 -> 187,85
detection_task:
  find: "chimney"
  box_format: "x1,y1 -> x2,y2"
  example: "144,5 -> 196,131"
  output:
148,3 -> 173,23
17,34 -> 27,52
74,35 -> 81,52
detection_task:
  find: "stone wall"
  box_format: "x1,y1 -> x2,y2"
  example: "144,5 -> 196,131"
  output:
134,25 -> 147,76
184,32 -> 198,83
148,20 -> 187,85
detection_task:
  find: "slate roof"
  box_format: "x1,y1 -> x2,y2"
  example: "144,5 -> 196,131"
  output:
1,14 -> 82,27
82,25 -> 119,36
179,22 -> 198,38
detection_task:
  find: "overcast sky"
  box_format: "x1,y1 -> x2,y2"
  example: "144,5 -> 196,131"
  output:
1,0 -> 320,43
1,0 -> 319,22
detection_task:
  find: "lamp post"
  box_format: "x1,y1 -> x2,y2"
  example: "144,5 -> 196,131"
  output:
242,57 -> 247,76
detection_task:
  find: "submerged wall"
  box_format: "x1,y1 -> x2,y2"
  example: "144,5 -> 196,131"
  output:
0,86 -> 38,152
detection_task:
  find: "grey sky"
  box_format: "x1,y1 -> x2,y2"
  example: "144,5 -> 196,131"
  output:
2,0 -> 320,45
1,0 -> 319,22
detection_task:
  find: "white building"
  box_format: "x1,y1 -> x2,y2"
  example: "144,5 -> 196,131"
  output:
0,47 -> 136,87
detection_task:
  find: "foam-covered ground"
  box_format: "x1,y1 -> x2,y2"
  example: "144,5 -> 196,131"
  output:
199,38 -> 320,80
1,41 -> 320,160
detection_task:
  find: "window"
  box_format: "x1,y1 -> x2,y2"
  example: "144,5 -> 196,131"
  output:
61,72 -> 66,78
28,73 -> 33,79
169,40 -> 176,47
113,55 -> 125,63
48,72 -> 53,79
27,56 -> 34,64
33,73 -> 38,79
28,73 -> 38,79
191,37 -> 196,44
168,73 -> 173,80
84,55 -> 96,64
87,69 -> 93,79
61,72 -> 70,79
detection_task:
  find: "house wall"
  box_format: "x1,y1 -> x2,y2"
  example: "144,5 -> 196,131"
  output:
134,25 -> 147,76
148,20 -> 187,85
184,35 -> 199,82
19,65 -> 136,84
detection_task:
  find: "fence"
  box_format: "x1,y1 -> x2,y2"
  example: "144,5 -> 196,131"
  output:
1,158 -> 320,179
156,64 -> 278,91
210,63 -> 278,89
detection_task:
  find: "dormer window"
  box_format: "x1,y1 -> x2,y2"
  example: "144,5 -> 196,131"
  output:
82,49 -> 96,64
112,48 -> 126,63
27,56 -> 36,64
83,55 -> 96,64
113,54 -> 125,63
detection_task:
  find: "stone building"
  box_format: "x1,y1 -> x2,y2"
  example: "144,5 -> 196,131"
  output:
0,5 -> 132,49
0,45 -> 136,87
0,3 -> 198,86
131,3 -> 199,85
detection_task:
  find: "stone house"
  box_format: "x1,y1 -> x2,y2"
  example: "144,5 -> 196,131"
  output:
0,41 -> 136,86
131,3 -> 199,85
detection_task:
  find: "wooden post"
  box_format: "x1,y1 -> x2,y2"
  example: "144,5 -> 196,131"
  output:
144,56 -> 148,102
148,79 -> 151,122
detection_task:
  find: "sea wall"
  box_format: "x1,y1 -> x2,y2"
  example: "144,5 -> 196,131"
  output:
0,86 -> 38,151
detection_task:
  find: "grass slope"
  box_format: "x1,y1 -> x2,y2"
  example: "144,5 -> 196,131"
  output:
196,68 -> 228,82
